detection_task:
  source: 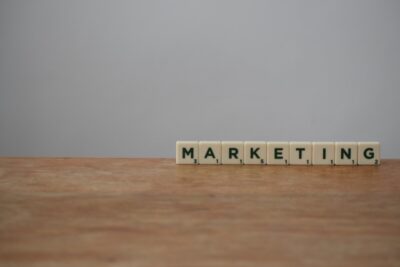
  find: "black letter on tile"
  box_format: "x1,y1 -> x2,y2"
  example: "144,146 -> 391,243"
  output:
274,148 -> 283,159
363,148 -> 374,159
229,148 -> 239,159
205,148 -> 215,158
182,147 -> 194,159
296,148 -> 305,159
250,147 -> 260,159
341,148 -> 351,159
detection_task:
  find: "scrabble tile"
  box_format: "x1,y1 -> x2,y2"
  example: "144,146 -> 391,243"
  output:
176,141 -> 199,164
335,142 -> 358,165
267,142 -> 289,165
244,141 -> 267,165
312,142 -> 335,165
358,142 -> 381,165
289,142 -> 312,165
199,141 -> 221,164
221,141 -> 244,164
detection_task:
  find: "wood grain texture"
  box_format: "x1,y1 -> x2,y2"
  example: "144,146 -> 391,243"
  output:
0,158 -> 399,267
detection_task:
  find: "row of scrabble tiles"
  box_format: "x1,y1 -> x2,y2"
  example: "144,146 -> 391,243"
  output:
176,141 -> 381,165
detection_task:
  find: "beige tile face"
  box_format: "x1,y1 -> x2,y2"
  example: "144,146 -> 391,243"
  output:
267,142 -> 289,165
312,142 -> 335,165
221,141 -> 244,164
289,142 -> 312,165
335,142 -> 358,165
199,141 -> 221,164
244,141 -> 267,165
358,142 -> 380,165
176,141 -> 199,164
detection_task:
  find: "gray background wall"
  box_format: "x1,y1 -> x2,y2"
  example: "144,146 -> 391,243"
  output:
0,0 -> 399,157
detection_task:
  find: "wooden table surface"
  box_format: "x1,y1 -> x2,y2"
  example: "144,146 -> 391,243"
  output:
0,158 -> 399,267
